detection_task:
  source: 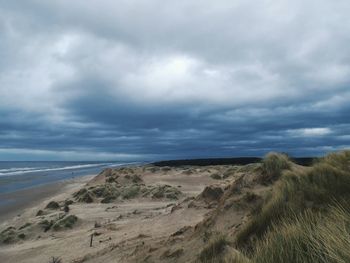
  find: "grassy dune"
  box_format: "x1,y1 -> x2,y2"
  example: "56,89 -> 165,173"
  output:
195,150 -> 350,263
1,151 -> 349,263
228,150 -> 350,263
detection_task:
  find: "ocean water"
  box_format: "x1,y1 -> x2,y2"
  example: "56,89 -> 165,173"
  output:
0,161 -> 138,194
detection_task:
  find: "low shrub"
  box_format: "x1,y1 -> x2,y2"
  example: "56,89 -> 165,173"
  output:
36,210 -> 44,216
0,227 -> 16,244
19,222 -> 31,230
17,233 -> 26,239
64,200 -> 73,206
199,235 -> 229,262
121,185 -> 140,199
46,201 -> 60,210
39,220 -> 54,232
147,185 -> 182,200
63,204 -> 70,213
52,215 -> 78,231
210,173 -> 222,180
48,257 -> 62,263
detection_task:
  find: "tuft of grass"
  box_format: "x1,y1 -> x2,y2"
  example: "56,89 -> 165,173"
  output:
49,257 -> 62,263
321,150 -> 350,171
63,204 -> 70,213
121,185 -> 140,199
17,233 -> 26,239
145,184 -> 182,200
36,210 -> 44,216
73,188 -> 94,203
236,150 -> 350,252
131,174 -> 143,183
199,235 -> 229,262
101,194 -> 117,203
88,184 -> 121,203
39,220 -> 54,232
52,215 -> 78,231
19,222 -> 31,230
222,167 -> 238,179
210,173 -> 223,180
252,205 -> 350,263
260,152 -> 291,183
0,227 -> 17,244
64,199 -> 73,206
46,201 -> 60,210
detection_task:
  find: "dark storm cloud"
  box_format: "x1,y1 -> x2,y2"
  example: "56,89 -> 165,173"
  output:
0,0 -> 349,160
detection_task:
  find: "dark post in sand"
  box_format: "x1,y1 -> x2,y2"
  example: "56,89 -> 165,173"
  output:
90,233 -> 93,247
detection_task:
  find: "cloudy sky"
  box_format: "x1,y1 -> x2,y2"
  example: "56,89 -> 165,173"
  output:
0,0 -> 349,161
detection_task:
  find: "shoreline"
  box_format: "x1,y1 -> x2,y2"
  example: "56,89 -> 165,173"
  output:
0,174 -> 95,223
0,161 -> 263,263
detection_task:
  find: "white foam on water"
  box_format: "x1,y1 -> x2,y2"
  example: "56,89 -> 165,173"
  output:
0,162 -> 127,176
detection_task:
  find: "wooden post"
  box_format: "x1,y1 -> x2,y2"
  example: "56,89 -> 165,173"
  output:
90,233 -> 93,247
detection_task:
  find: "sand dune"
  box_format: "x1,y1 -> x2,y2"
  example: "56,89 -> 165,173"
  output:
2,151 -> 349,263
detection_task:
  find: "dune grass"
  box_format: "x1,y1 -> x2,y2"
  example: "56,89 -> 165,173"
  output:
259,152 -> 291,183
210,173 -> 223,180
48,257 -> 62,263
52,215 -> 78,231
198,234 -> 251,263
234,150 -> 350,261
198,235 -> 229,262
46,201 -> 60,210
253,205 -> 350,263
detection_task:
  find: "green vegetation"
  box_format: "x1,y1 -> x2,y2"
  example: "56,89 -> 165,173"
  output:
251,205 -> 350,263
121,185 -> 140,199
36,210 -> 44,216
0,226 -> 29,244
210,173 -> 222,180
259,152 -> 291,182
91,184 -> 120,203
48,257 -> 62,263
64,199 -> 73,206
39,220 -> 55,232
38,214 -> 78,232
52,215 -> 78,231
198,235 -> 229,262
232,150 -> 350,263
222,167 -> 238,179
236,151 -> 350,250
46,201 -> 60,210
19,222 -> 31,230
193,151 -> 350,263
17,233 -> 26,239
0,227 -> 16,244
142,184 -> 182,200
63,204 -> 70,213
73,188 -> 94,203
73,182 -> 182,203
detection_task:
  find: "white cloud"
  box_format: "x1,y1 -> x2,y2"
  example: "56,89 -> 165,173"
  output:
287,128 -> 332,137
0,0 -> 350,158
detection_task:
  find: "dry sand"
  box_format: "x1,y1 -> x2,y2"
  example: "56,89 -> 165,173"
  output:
0,164 -> 264,263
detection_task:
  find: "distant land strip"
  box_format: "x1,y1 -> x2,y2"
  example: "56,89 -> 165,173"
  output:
152,157 -> 315,167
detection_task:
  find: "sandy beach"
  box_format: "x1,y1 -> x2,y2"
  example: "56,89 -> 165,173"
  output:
0,152 -> 349,263
0,175 -> 95,223
0,163 -> 250,262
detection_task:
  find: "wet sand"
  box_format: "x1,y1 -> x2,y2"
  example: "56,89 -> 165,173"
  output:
0,174 -> 95,223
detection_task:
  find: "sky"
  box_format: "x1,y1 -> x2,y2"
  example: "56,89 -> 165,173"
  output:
0,0 -> 350,161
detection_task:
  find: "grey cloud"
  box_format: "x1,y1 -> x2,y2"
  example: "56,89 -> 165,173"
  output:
0,0 -> 349,160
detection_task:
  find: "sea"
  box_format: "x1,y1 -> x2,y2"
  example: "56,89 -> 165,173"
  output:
0,161 -> 141,215
0,161 -> 140,194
